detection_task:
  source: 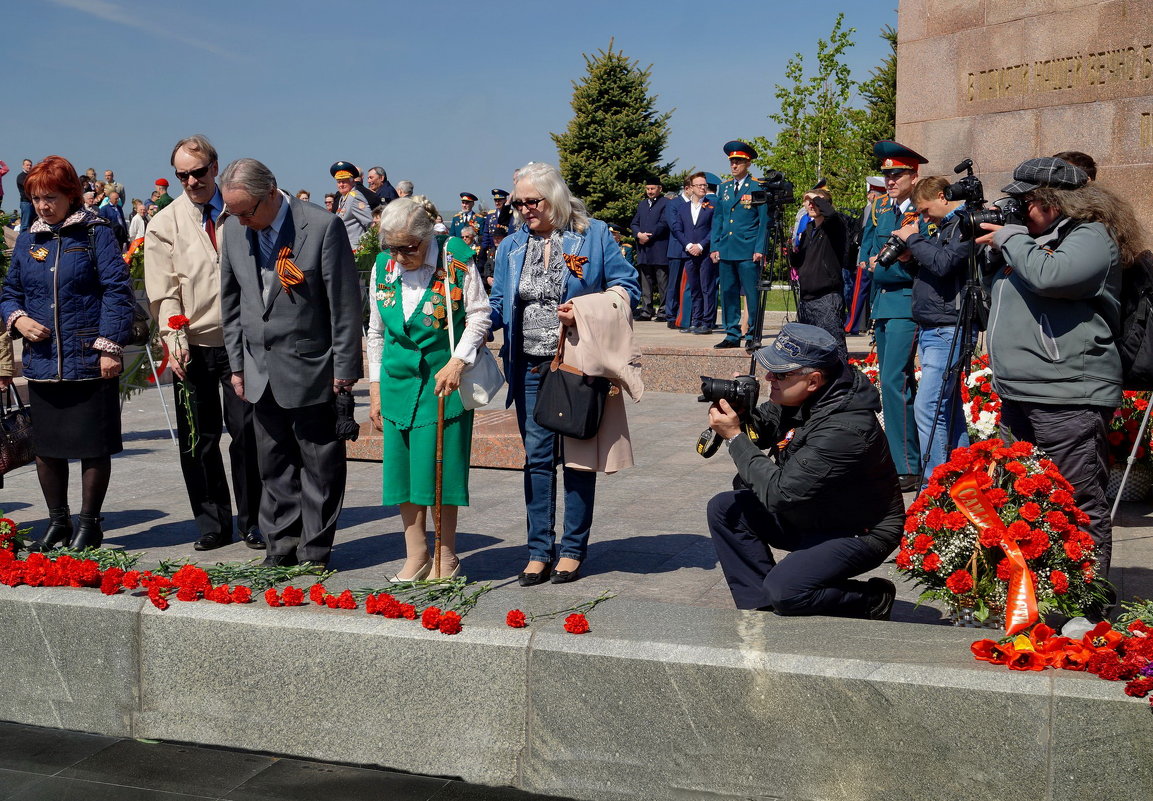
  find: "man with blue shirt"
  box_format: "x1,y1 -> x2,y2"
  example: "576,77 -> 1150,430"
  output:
710,141 -> 768,349
858,140 -> 926,492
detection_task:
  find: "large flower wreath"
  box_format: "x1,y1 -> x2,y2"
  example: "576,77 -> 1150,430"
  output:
898,438 -> 1106,632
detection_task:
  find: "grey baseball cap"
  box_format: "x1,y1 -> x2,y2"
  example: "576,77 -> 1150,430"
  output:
753,323 -> 842,372
1002,157 -> 1088,195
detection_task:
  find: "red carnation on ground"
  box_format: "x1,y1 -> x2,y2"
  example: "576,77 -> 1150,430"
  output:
264,588 -> 281,607
231,586 -> 252,603
438,610 -> 463,635
506,609 -> 527,628
336,590 -> 357,610
308,584 -> 327,605
400,603 -> 417,619
421,606 -> 442,630
945,569 -> 974,595
281,586 -> 305,606
563,613 -> 590,634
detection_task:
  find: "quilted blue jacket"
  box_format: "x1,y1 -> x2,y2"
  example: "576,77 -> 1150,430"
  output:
1,209 -> 135,381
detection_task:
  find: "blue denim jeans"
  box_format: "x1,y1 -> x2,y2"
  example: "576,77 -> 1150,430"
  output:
514,356 -> 596,563
20,201 -> 34,232
914,325 -> 969,482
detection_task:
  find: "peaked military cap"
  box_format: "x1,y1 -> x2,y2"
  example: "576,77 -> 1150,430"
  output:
330,161 -> 360,180
723,140 -> 757,161
491,189 -> 509,200
873,141 -> 928,172
460,192 -> 478,202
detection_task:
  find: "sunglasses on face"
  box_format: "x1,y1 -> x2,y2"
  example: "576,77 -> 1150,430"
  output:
510,198 -> 544,210
388,242 -> 422,255
175,162 -> 215,183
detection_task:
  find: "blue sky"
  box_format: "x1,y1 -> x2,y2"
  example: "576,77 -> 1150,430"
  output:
2,0 -> 897,214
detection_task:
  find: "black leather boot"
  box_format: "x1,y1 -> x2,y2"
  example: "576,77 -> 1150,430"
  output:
69,513 -> 104,550
31,506 -> 73,552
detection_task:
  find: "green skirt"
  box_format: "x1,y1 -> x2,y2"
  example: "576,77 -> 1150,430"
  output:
381,411 -> 474,507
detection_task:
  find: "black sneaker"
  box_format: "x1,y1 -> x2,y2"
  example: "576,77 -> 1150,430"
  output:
866,577 -> 896,621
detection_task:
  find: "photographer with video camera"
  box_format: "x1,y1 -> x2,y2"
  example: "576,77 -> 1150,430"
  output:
705,323 -> 905,618
890,175 -> 975,484
975,156 -> 1146,600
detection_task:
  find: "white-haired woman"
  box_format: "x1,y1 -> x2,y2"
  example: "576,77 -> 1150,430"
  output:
368,196 -> 492,579
490,162 -> 640,585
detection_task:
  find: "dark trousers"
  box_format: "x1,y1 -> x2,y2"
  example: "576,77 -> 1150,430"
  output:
177,345 -> 261,540
1000,400 -> 1113,580
252,387 -> 346,565
665,258 -> 684,323
797,291 -> 847,361
684,254 -> 717,329
707,490 -> 886,615
637,262 -> 668,317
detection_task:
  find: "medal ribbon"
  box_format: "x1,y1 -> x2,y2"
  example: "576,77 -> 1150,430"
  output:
276,247 -> 305,293
948,472 -> 1038,636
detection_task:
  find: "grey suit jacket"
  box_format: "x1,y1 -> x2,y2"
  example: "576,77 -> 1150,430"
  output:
219,193 -> 362,409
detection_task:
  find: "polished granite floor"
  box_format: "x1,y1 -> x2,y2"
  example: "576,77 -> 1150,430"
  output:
0,722 -> 570,801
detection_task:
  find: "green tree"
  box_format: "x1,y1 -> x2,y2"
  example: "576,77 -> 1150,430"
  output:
752,14 -> 873,218
856,25 -> 898,163
552,41 -> 675,227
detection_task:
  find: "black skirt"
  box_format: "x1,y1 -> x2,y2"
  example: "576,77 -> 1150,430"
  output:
27,378 -> 122,459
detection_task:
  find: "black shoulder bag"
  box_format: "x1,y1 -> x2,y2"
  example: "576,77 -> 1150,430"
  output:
532,325 -> 611,440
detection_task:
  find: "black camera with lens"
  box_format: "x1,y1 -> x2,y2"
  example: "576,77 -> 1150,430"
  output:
956,197 -> 1027,241
696,375 -> 762,458
699,374 -> 760,414
875,233 -> 907,267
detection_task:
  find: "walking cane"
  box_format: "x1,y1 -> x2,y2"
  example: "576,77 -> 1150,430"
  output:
433,394 -> 446,579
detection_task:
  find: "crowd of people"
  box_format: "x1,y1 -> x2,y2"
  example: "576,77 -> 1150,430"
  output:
1,136 -> 1143,627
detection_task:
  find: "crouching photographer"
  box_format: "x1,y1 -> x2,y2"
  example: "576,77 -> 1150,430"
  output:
705,323 -> 906,618
975,157 -> 1145,597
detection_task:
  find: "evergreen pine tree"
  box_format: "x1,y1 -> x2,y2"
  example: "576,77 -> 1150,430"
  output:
552,41 -> 674,227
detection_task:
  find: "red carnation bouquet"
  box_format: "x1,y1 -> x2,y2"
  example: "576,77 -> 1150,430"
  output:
960,352 -> 1001,441
898,439 -> 1107,629
1106,390 -> 1152,468
848,351 -> 879,390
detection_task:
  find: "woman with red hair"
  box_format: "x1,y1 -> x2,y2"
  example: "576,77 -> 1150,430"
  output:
0,156 -> 135,549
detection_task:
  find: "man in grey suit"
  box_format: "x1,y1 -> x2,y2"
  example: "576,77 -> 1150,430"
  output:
218,158 -> 362,567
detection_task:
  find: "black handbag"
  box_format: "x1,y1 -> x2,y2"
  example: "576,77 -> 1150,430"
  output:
0,386 -> 35,475
532,326 -> 611,440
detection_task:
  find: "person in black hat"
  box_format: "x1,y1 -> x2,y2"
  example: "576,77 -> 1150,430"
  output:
975,156 -> 1145,605
630,177 -> 671,321
705,322 -> 904,618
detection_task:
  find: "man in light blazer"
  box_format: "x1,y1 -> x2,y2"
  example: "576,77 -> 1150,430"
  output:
218,158 -> 363,568
145,135 -> 263,553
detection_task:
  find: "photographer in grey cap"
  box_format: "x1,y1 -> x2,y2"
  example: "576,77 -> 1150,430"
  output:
705,322 -> 905,618
976,157 -> 1145,615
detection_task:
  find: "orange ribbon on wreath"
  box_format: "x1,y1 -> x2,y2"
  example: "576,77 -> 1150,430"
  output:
949,472 -> 1038,636
275,247 -> 305,294
122,237 -> 145,264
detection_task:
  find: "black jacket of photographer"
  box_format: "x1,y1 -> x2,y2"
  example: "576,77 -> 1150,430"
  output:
788,196 -> 847,301
903,210 -> 972,328
727,364 -> 905,555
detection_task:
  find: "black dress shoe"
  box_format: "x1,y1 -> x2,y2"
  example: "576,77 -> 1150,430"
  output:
866,577 -> 897,621
691,326 -> 711,335
654,315 -> 668,323
897,474 -> 920,493
550,568 -> 581,584
635,312 -> 652,321
262,554 -> 299,567
713,339 -> 740,349
518,565 -> 552,587
31,506 -> 73,552
242,529 -> 266,550
666,320 -> 678,329
194,532 -> 234,551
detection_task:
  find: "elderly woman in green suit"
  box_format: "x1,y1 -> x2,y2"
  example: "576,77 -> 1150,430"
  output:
367,197 -> 492,579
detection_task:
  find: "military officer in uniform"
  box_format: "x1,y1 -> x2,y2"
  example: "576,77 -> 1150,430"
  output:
449,192 -> 481,238
330,161 -> 373,251
710,141 -> 768,349
857,140 -> 926,492
479,188 -> 510,283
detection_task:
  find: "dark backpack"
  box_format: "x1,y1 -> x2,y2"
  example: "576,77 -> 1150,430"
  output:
1118,250 -> 1153,390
